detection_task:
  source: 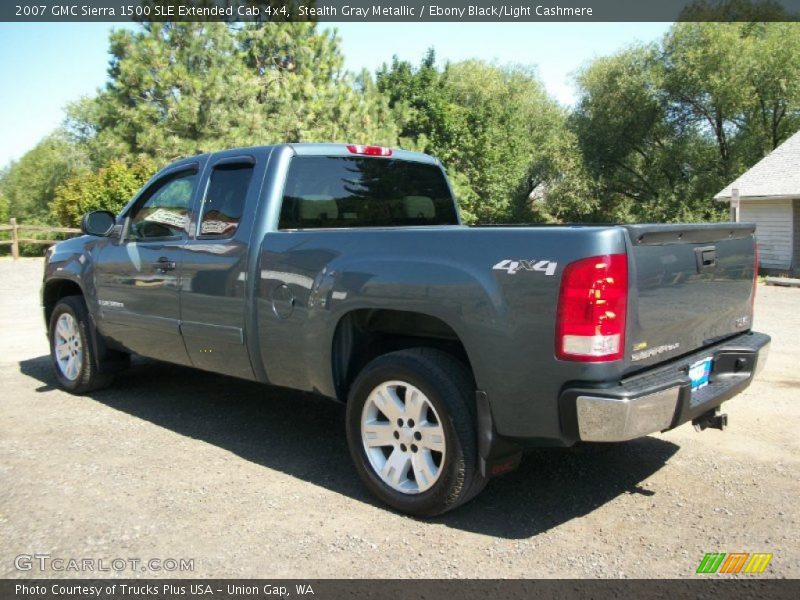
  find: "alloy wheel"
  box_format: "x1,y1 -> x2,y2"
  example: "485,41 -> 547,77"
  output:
360,381 -> 446,494
54,313 -> 83,381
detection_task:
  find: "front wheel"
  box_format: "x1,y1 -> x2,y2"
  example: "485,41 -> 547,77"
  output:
346,348 -> 487,516
49,295 -> 114,394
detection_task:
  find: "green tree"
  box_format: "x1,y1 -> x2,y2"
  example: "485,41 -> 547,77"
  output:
375,49 -> 449,151
377,54 -> 586,223
0,190 -> 9,224
51,158 -> 156,227
238,23 -> 397,144
0,131 -> 89,223
662,23 -> 751,176
571,46 -> 722,222
738,22 -> 800,156
571,19 -> 800,223
69,22 -> 399,165
662,21 -> 800,178
68,22 -> 263,163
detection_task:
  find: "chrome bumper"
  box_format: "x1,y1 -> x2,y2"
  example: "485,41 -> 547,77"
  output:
562,331 -> 771,444
576,387 -> 681,442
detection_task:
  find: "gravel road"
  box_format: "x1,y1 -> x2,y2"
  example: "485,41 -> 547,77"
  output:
1,257 -> 798,578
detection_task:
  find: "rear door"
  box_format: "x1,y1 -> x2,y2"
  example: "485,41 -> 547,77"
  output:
94,165 -> 200,365
624,223 -> 757,370
178,153 -> 264,380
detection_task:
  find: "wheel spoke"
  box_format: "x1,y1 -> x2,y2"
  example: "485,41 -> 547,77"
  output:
363,421 -> 395,448
66,356 -> 76,379
412,451 -> 439,491
419,424 -> 445,453
56,319 -> 70,340
404,386 -> 426,424
381,447 -> 411,486
373,387 -> 404,421
55,343 -> 70,360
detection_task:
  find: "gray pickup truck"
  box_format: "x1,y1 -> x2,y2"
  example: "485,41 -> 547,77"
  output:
43,143 -> 770,515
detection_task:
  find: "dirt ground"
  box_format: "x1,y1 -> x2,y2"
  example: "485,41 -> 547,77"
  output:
1,257 -> 798,579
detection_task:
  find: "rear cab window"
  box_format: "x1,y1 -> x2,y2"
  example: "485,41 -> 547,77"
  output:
278,156 -> 459,229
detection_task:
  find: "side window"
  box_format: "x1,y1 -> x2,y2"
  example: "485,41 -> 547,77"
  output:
199,163 -> 254,238
128,171 -> 197,240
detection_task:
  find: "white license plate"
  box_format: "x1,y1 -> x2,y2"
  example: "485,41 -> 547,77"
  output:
689,357 -> 713,391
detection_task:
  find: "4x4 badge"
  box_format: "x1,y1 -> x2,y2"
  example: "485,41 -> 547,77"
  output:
493,259 -> 557,276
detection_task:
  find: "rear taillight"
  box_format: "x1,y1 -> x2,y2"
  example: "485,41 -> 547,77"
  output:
555,254 -> 628,362
346,144 -> 393,157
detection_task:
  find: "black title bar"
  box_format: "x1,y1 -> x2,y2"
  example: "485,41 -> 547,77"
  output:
2,0 -> 800,22
3,579 -> 800,600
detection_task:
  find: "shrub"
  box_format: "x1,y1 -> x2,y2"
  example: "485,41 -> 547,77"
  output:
51,158 -> 156,227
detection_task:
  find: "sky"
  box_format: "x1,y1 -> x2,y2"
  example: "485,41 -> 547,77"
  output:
0,22 -> 671,169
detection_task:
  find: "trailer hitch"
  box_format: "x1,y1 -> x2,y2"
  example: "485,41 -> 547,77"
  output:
693,407 -> 728,432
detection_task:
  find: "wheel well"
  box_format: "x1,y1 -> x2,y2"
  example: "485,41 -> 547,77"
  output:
332,309 -> 474,400
43,279 -> 83,325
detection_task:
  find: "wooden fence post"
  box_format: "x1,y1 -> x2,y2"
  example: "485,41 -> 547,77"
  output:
10,218 -> 19,260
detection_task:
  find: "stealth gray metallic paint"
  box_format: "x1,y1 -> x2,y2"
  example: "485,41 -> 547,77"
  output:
42,144 -> 762,446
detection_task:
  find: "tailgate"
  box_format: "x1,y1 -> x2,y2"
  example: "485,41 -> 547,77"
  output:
623,223 -> 757,370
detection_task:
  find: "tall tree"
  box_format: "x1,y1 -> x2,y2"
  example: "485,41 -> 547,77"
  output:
663,21 -> 800,175
70,22 -> 262,163
571,19 -> 800,223
68,22 -> 398,166
739,22 -> 800,155
237,22 -> 397,144
662,23 -> 750,176
377,54 -> 586,223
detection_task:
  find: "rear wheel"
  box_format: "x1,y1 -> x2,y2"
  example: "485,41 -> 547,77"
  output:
346,348 -> 486,516
49,295 -> 115,394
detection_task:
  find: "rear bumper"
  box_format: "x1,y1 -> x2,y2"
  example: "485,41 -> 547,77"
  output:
559,331 -> 771,442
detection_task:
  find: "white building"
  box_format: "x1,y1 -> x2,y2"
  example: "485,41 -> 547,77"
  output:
716,129 -> 800,274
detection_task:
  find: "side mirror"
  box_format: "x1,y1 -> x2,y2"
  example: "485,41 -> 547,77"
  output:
80,211 -> 116,237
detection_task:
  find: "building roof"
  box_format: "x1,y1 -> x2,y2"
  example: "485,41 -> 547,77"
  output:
715,129 -> 800,201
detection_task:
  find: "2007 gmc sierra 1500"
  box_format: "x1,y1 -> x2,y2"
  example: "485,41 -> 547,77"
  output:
42,143 -> 770,515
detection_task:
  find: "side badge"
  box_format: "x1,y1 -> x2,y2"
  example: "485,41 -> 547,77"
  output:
493,259 -> 557,276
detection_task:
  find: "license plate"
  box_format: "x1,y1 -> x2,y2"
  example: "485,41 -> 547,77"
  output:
689,357 -> 713,391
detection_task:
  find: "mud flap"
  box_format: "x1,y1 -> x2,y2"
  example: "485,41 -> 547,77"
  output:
476,391 -> 522,478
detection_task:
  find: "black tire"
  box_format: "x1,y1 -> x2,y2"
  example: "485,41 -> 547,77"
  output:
346,348 -> 487,517
49,295 -> 115,394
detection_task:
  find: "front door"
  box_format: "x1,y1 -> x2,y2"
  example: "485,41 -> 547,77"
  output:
94,166 -> 200,365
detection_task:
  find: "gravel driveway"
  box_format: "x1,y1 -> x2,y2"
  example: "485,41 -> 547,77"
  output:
1,258 -> 798,578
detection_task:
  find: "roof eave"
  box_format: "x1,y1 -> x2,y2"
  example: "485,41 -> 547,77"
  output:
715,193 -> 799,202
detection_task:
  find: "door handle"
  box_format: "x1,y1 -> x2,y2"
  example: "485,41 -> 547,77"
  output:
694,246 -> 717,273
152,257 -> 176,272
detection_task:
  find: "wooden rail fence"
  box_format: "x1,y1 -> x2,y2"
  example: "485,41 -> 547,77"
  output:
0,218 -> 80,259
